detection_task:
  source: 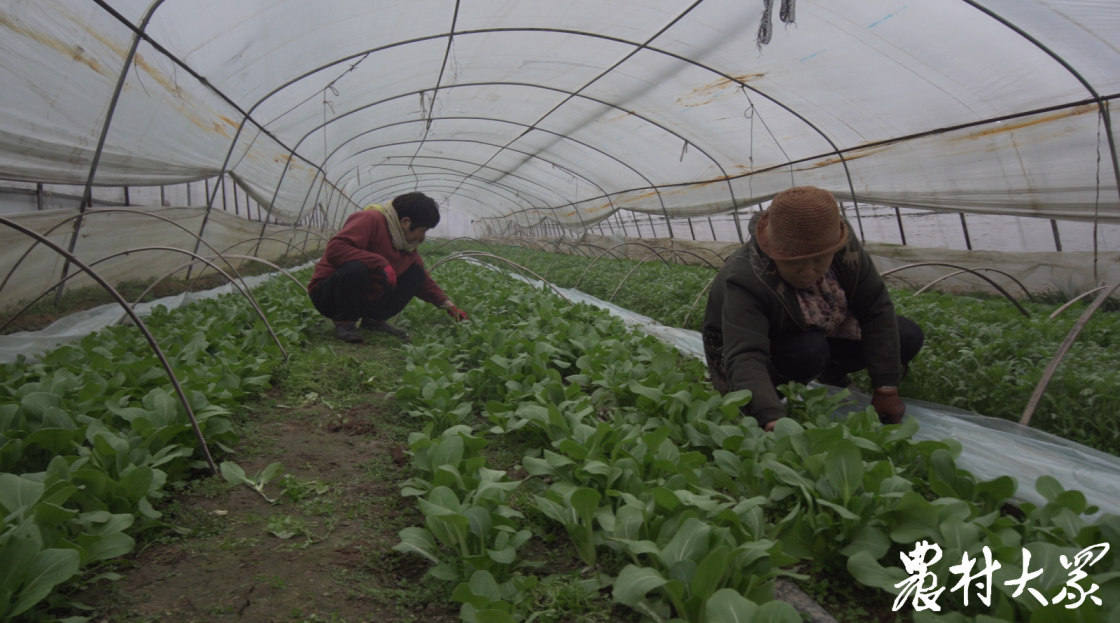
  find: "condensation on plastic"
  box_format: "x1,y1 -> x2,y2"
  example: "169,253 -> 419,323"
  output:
473,259 -> 1120,518
0,260 -> 314,365
2,1 -> 1118,231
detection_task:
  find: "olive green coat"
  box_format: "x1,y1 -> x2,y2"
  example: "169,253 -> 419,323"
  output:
702,214 -> 901,425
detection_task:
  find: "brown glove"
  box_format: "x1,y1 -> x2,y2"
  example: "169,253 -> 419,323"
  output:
872,387 -> 906,425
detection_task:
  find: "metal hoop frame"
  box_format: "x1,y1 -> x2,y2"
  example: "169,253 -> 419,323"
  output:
0,216 -> 218,475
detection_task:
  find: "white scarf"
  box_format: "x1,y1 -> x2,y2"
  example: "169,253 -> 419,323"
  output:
371,202 -> 421,251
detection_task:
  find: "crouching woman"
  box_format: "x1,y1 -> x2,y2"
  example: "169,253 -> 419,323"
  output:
703,186 -> 924,430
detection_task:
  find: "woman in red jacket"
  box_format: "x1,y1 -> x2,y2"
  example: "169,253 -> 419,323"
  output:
307,192 -> 468,343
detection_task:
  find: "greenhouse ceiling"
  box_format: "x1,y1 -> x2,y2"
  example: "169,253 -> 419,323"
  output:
1,0 -> 1118,231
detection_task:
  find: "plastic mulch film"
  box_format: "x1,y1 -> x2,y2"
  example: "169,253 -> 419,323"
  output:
0,260 -> 314,365
483,260 -> 1120,518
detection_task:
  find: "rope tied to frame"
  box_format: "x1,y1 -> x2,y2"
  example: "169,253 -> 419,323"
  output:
757,0 -> 796,50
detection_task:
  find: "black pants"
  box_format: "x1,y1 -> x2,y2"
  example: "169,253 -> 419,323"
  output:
704,315 -> 924,393
309,261 -> 426,323
768,315 -> 925,385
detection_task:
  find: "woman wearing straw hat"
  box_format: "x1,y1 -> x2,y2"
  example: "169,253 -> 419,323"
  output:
702,186 -> 924,430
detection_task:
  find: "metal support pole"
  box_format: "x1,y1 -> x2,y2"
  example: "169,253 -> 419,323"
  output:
732,209 -> 744,242
959,212 -> 973,251
160,185 -> 166,207
36,183 -> 43,211
708,216 -> 717,241
894,207 -> 907,245
686,217 -> 696,240
222,176 -> 230,214
233,181 -> 240,217
124,186 -> 130,206
646,213 -> 656,238
1050,219 -> 1063,252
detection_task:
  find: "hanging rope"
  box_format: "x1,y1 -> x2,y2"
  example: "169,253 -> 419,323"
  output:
757,0 -> 795,50
756,0 -> 773,49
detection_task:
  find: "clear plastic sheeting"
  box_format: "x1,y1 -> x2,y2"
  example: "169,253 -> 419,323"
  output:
0,260 -> 314,365
1,1 -> 1117,231
0,206 -> 325,308
484,260 -> 1120,517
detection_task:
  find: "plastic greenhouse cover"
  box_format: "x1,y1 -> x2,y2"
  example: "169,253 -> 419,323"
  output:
474,259 -> 1120,518
0,260 -> 314,365
2,0 -> 1118,232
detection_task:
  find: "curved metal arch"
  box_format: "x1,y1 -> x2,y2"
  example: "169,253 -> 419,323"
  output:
429,251 -> 574,306
320,115 -> 659,221
215,236 -> 320,265
428,237 -> 500,255
0,216 -> 218,474
365,183 -> 532,220
377,154 -> 579,210
407,0 -> 463,172
608,248 -> 682,302
1048,286 -> 1108,320
345,162 -> 555,212
573,242 -> 674,289
0,208 -> 265,305
682,274 -> 719,330
1021,281 -> 1120,427
274,80 -> 708,233
879,262 -> 1031,317
959,1 -> 1120,209
92,15 -> 1118,245
335,137 -> 618,227
341,140 -> 611,221
126,254 -> 307,318
356,172 -> 543,215
0,246 -> 288,359
913,267 -> 1035,302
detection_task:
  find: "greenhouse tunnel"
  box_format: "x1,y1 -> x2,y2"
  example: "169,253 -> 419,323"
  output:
2,1 -> 1120,621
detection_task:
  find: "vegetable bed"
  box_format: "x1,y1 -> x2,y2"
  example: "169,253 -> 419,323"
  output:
386,257 -> 1119,623
0,272 -> 320,620
423,242 -> 1120,456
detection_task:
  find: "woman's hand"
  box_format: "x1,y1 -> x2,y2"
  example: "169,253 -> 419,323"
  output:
872,387 -> 906,424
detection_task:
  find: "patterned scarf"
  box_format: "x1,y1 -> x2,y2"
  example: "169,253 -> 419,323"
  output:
794,269 -> 862,341
371,202 -> 421,252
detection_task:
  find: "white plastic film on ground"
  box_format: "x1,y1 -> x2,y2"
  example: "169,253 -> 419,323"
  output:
477,259 -> 1120,518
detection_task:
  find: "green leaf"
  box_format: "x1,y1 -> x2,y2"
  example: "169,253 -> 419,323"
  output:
691,546 -> 731,603
393,527 -> 441,564
468,570 -> 501,603
824,440 -> 864,503
219,461 -> 251,486
840,526 -> 890,560
1035,475 -> 1064,502
569,488 -> 601,527
753,600 -> 802,623
20,392 -> 61,418
659,517 -> 710,568
431,435 -> 465,470
704,588 -> 757,623
0,474 -> 44,516
628,380 -> 663,402
10,548 -> 80,617
118,466 -> 155,503
0,530 -> 40,593
83,532 -> 135,562
846,551 -> 907,595
720,390 -> 752,409
476,611 -> 516,623
613,565 -> 669,606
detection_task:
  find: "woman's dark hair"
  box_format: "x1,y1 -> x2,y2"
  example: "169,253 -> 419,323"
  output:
392,192 -> 440,230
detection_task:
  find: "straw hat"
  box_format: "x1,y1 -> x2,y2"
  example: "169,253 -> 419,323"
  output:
755,186 -> 849,261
